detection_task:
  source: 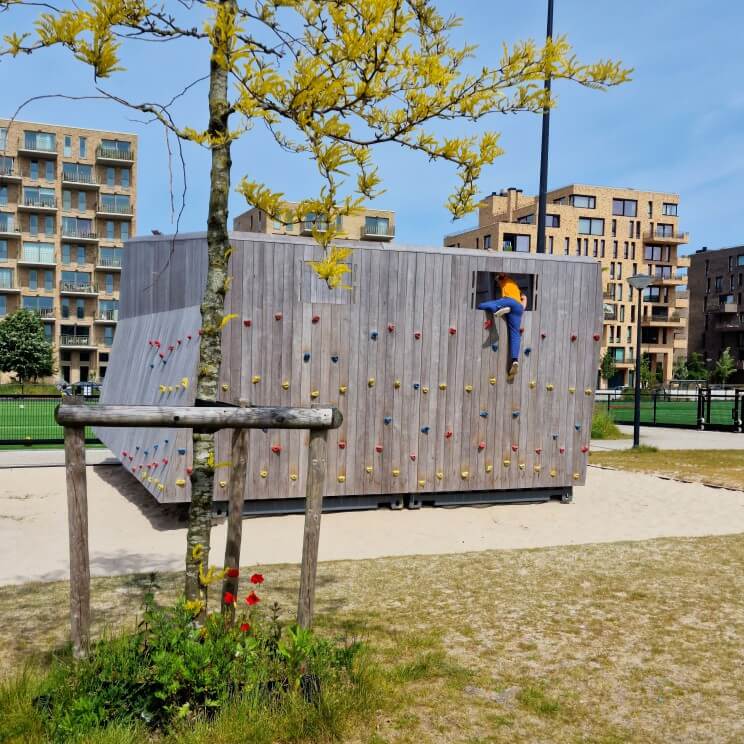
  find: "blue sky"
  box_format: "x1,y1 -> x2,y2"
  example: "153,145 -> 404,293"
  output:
3,0 -> 744,254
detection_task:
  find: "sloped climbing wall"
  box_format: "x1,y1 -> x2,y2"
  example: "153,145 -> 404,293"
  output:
98,233 -> 603,504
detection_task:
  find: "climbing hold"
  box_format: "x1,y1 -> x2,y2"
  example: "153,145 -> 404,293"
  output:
581,445 -> 589,454
339,385 -> 348,394
243,319 -> 252,327
485,464 -> 493,473
366,465 -> 373,474
550,469 -> 557,478
370,330 -> 379,340
274,312 -> 283,321
552,433 -> 559,440
418,479 -> 426,488
375,444 -> 383,453
180,378 -> 189,389
251,375 -> 261,384
162,457 -> 169,465
387,323 -> 395,332
448,327 -> 457,335
153,444 -> 159,450
559,447 -> 566,454
479,410 -> 488,418
260,470 -> 268,478
489,376 -> 497,385
436,471 -> 444,480
534,464 -> 541,473
282,380 -> 290,390
368,378 -> 375,387
491,343 -> 499,352
518,463 -> 526,471
410,454 -> 417,461
483,318 -> 493,330
290,473 -> 298,481
178,448 -> 186,455
478,441 -> 486,450
573,472 -> 580,480
303,352 -> 311,362
338,440 -> 347,449
271,444 -> 282,454
122,450 -> 128,457
414,331 -> 422,339
168,344 -> 175,352
331,354 -> 339,363
524,347 -> 532,356
546,383 -> 554,391
221,383 -> 229,391
421,426 -> 431,434
503,459 -> 511,467
219,480 -> 227,488
149,364 -> 154,369
394,380 -> 401,389
312,314 -> 320,324
413,382 -> 420,390
422,386 -> 429,394
337,474 -> 346,483
511,444 -> 519,452
535,447 -> 542,455
157,483 -> 165,492
465,384 -> 473,393
176,478 -> 186,487
186,334 -> 192,341
529,380 -> 536,389
392,468 -> 400,477
383,416 -> 392,425
439,383 -> 447,390
571,334 -> 577,342
159,384 -> 166,393
568,386 -> 576,394
541,331 -> 547,339
575,423 -> 582,431
310,390 -> 320,399
512,410 -> 520,418
186,466 -> 193,475
585,388 -> 593,396
593,333 -> 600,341
168,386 -> 175,393
461,470 -> 469,479
445,431 -> 453,439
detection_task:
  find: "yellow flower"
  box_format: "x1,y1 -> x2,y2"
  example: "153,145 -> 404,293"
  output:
191,544 -> 204,561
308,246 -> 353,289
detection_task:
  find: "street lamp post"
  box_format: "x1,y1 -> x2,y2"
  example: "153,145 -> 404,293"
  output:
536,0 -> 554,254
627,274 -> 654,448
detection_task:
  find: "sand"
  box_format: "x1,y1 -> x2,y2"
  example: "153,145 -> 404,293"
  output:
2,464 -> 744,586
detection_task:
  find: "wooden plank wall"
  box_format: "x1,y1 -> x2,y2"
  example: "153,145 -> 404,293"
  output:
98,233 -> 603,504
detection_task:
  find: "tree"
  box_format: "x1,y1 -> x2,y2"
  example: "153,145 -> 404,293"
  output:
715,347 -> 736,384
1,0 -> 630,605
599,350 -> 617,386
686,352 -> 709,381
0,309 -> 54,382
672,356 -> 688,380
639,355 -> 656,390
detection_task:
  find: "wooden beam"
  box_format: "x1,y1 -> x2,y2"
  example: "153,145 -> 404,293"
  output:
55,404 -> 343,432
297,427 -> 328,628
63,413 -> 90,659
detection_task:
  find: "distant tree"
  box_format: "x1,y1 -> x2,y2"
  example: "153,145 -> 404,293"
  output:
0,309 -> 54,382
686,352 -> 709,381
715,347 -> 736,384
639,355 -> 656,389
672,357 -> 689,380
599,350 -> 617,385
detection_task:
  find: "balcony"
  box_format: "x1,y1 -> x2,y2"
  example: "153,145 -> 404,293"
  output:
60,334 -> 95,348
643,229 -> 689,244
96,253 -> 123,270
96,202 -> 134,218
95,146 -> 134,164
614,355 -> 637,367
0,278 -> 20,294
29,307 -> 56,321
62,171 -> 100,189
0,222 -> 21,239
300,220 -> 329,236
17,137 -> 57,158
361,222 -> 395,241
60,281 -> 97,296
61,228 -> 98,242
18,248 -> 55,266
715,319 -> 744,332
18,196 -> 57,213
710,302 -> 739,314
94,309 -> 118,323
641,310 -> 685,327
0,165 -> 22,183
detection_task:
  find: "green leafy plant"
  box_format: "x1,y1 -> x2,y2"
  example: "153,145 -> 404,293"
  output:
686,352 -> 709,381
715,347 -> 736,384
599,350 -> 617,385
0,309 -> 54,383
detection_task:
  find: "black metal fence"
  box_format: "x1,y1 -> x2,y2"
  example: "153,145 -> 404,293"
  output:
0,395 -> 100,445
594,388 -> 744,431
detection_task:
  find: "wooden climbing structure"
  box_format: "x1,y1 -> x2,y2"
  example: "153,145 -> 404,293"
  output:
97,233 -> 603,510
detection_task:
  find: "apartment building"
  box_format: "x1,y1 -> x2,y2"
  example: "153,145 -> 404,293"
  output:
443,185 -> 689,386
688,245 -> 744,379
0,118 -> 136,383
234,202 -> 395,242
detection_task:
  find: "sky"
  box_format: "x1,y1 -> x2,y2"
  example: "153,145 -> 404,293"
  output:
3,0 -> 744,255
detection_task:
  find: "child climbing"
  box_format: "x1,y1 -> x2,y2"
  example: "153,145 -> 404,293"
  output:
478,273 -> 526,377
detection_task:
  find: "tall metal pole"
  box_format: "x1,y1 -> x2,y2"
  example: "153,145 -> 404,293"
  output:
633,288 -> 643,447
536,0 -> 554,254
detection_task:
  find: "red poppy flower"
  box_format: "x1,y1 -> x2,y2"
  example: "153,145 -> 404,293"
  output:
250,573 -> 264,585
226,567 -> 239,578
245,591 -> 260,606
223,591 -> 235,604
240,622 -> 250,632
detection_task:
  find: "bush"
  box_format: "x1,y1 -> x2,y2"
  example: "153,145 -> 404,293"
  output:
591,410 -> 624,439
33,584 -> 366,741
0,382 -> 60,395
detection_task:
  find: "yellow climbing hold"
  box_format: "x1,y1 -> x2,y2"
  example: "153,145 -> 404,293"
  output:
546,383 -> 555,391
159,384 -> 166,393
168,386 -> 175,393
251,375 -> 261,384
518,462 -> 526,470
339,385 -> 348,394
282,380 -> 290,390
221,383 -> 229,391
418,479 -> 426,488
219,480 -> 227,488
585,388 -> 593,396
568,386 -> 576,394
368,378 -> 375,387
422,386 -> 429,394
157,483 -> 165,491
365,465 -> 373,474
289,473 -> 298,481
175,478 -> 186,487
392,468 -> 400,477
573,472 -> 580,480
503,459 -> 511,467
529,380 -> 536,389
181,377 -> 189,389
461,470 -> 469,479
260,470 -> 268,478
439,382 -> 447,390
534,464 -> 541,473
465,384 -> 473,393
550,469 -> 557,477
337,474 -> 346,483
310,390 -> 320,399
393,379 -> 401,389
485,463 -> 493,473
436,471 -> 444,480
489,376 -> 497,385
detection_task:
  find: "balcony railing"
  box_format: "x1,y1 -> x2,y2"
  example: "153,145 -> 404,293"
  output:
0,276 -> 16,290
60,281 -> 97,294
61,228 -> 98,241
19,136 -> 57,154
20,248 -> 55,264
62,171 -> 100,186
96,254 -> 122,268
0,165 -> 20,180
96,146 -> 134,162
21,196 -> 57,209
301,220 -> 329,235
29,307 -> 55,319
96,202 -> 134,216
643,229 -> 689,243
96,309 -> 119,321
60,335 -> 91,346
362,222 -> 395,240
0,221 -> 20,235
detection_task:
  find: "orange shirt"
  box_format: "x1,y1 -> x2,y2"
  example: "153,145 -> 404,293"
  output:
498,276 -> 521,302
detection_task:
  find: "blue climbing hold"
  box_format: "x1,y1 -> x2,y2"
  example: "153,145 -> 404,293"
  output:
491,342 -> 499,352
384,416 -> 392,425
331,354 -> 339,363
164,439 -> 169,444
153,444 -> 159,450
524,347 -> 532,356
144,450 -> 149,456
303,352 -> 311,362
177,448 -> 186,455
575,423 -> 582,431
479,411 -> 489,418
413,382 -> 420,390
370,330 -> 379,340
135,446 -> 140,450
149,363 -> 155,369
552,433 -> 559,440
421,426 -> 431,434
512,410 -> 520,418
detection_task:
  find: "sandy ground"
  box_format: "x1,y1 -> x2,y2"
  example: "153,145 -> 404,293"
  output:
2,462 -> 744,586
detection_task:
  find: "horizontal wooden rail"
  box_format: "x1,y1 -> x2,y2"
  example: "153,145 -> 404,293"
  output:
55,404 -> 342,431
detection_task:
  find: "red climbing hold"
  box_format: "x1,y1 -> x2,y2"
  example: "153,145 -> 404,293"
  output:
122,451 -> 128,457
414,331 -> 422,339
541,332 -> 547,339
483,318 -> 493,330
571,334 -> 577,342
338,440 -> 347,449
187,334 -> 192,341
312,315 -> 320,323
511,444 -> 519,452
159,352 -> 165,359
154,340 -> 161,347
535,447 -> 542,455
375,444 -> 383,453
243,319 -> 252,327
168,345 -> 174,351
448,327 -> 457,335
186,466 -> 193,475
478,441 -> 486,450
177,339 -> 182,345
410,454 -> 417,461
271,444 -> 282,454
198,329 -> 204,336
162,458 -> 169,465
387,323 -> 395,332
559,447 -> 566,454
581,445 -> 589,453
274,312 -> 283,321
519,327 -> 525,335
593,333 -> 600,341
445,431 -> 453,439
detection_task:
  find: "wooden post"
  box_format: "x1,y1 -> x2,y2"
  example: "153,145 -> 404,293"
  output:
63,406 -> 90,658
222,401 -> 249,621
297,427 -> 328,629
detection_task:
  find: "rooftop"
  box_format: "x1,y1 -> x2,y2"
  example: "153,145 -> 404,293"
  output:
0,117 -> 137,139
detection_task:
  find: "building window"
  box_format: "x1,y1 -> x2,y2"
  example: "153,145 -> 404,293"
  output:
662,203 -> 678,216
628,220 -> 634,238
44,270 -> 54,291
548,235 -> 554,254
0,295 -> 7,317
564,237 -> 569,255
612,198 -> 637,217
593,239 -> 598,257
106,221 -> 115,240
78,192 -> 86,211
0,240 -> 6,261
79,137 -> 87,158
120,221 -> 128,240
29,160 -> 39,180
62,190 -> 72,211
28,269 -> 37,290
624,242 -> 629,259
103,326 -> 115,345
0,186 -> 6,207
611,219 -> 616,237
121,168 -> 130,188
714,276 -> 723,292
64,136 -> 72,157
29,214 -> 38,236
77,245 -> 86,264
546,214 -> 560,228
483,234 -> 491,250
570,194 -> 596,208
61,244 -> 71,264
613,241 -> 618,258
44,215 -> 54,236
502,233 -> 530,252
576,238 -> 581,256
644,245 -> 662,261
100,193 -> 130,213
44,160 -> 54,181
106,167 -> 115,187
631,242 -> 636,260
600,239 -> 605,258
647,201 -> 653,217
516,214 -> 534,224
578,217 -> 604,235
0,128 -> 6,150
0,268 -> 11,290
105,273 -> 114,293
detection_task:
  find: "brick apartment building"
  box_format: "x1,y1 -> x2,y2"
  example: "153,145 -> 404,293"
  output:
0,118 -> 136,383
443,184 -> 690,386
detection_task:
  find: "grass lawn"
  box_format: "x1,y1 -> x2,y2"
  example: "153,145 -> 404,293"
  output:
0,398 -> 98,444
590,448 -> 744,491
601,398 -> 736,427
2,535 -> 744,742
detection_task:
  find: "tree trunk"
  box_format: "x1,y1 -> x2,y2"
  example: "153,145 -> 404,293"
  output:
185,0 -> 235,605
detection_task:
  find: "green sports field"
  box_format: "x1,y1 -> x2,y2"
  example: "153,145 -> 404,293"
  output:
0,398 -> 98,443
601,398 -> 738,427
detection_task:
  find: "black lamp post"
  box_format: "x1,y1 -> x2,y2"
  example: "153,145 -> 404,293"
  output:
627,274 -> 654,447
536,0 -> 554,254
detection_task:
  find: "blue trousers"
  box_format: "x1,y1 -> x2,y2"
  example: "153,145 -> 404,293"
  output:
478,298 -> 523,361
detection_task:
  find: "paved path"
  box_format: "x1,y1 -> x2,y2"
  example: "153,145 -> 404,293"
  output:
590,425 -> 744,451
2,463 -> 743,585
0,448 -> 117,468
